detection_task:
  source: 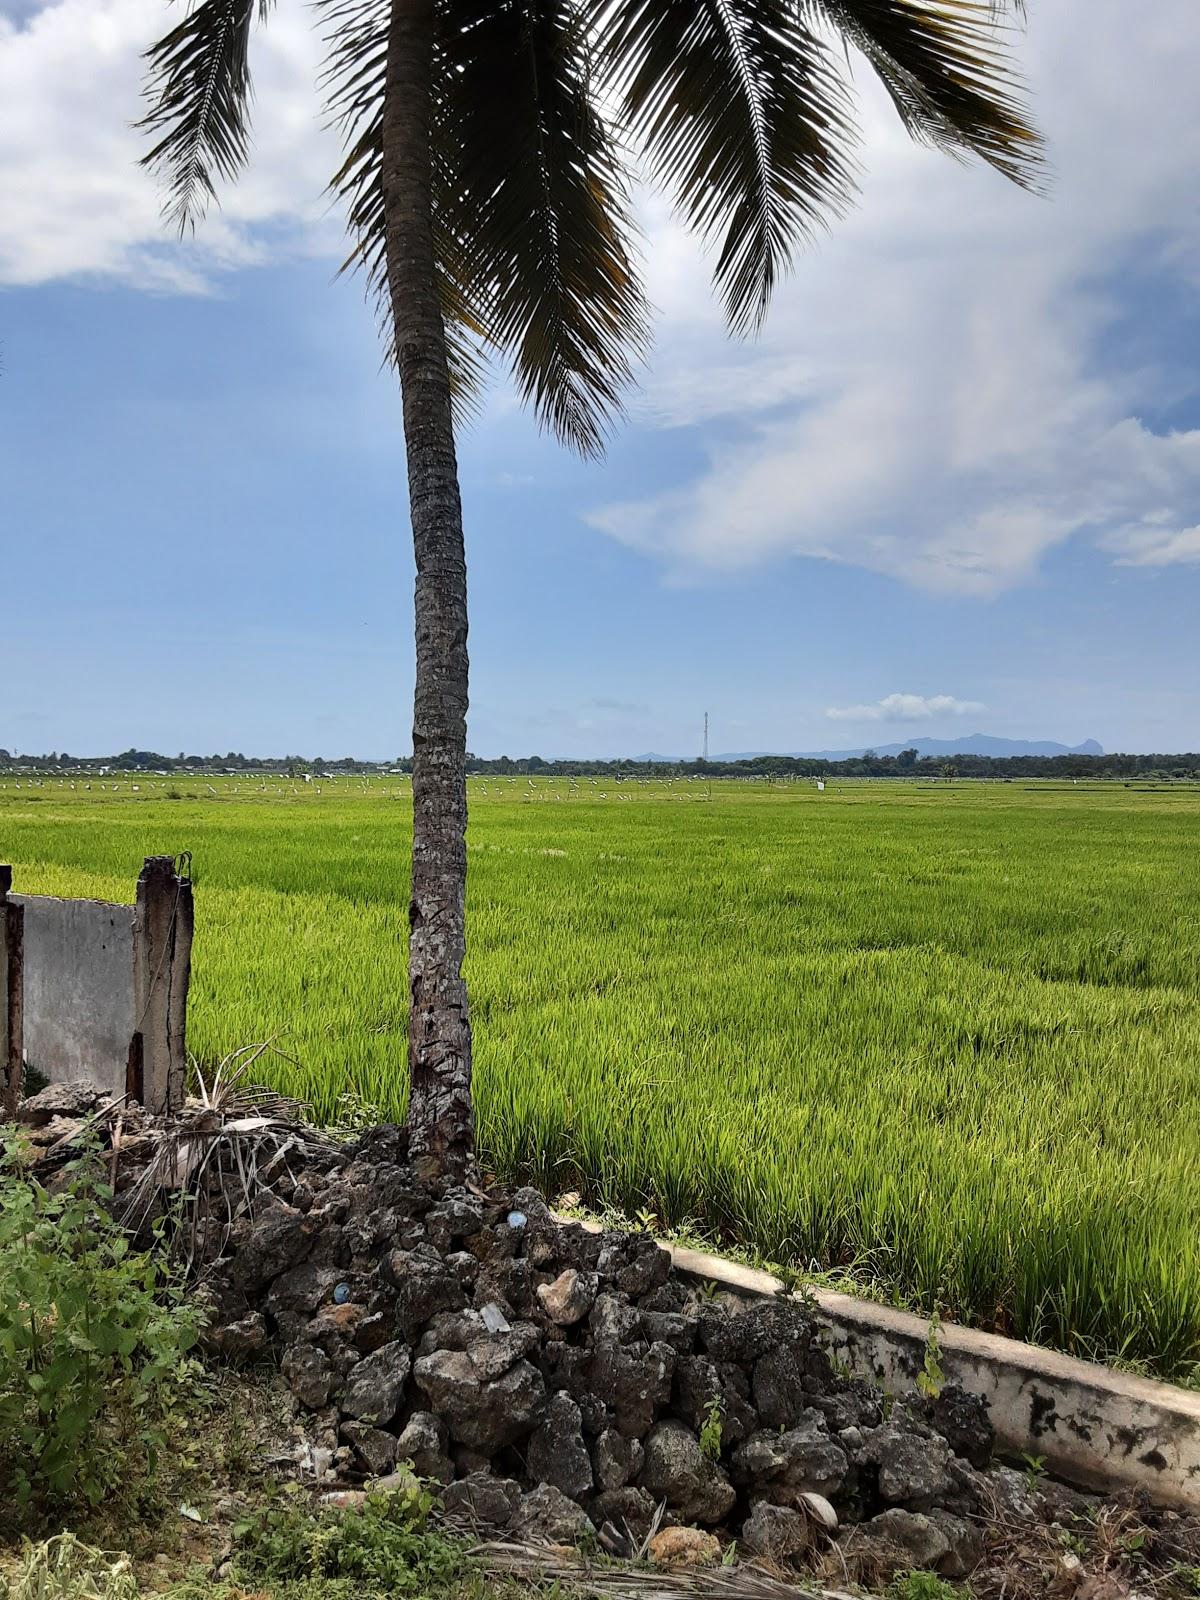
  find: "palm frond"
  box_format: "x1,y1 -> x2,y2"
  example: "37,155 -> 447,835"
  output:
595,0 -> 858,334
139,0 -> 272,233
321,0 -> 491,421
808,0 -> 1042,186
435,0 -> 652,455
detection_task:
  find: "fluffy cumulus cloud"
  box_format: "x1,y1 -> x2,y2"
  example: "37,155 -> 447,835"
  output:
589,0 -> 1200,595
826,694 -> 985,723
0,0 -> 339,289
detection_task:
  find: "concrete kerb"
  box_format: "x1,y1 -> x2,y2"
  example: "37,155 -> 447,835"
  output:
558,1217 -> 1200,1509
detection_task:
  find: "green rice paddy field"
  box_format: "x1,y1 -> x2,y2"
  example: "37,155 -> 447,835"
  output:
3,774 -> 1199,1376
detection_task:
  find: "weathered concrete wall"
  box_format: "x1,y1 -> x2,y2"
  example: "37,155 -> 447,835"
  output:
11,893 -> 135,1099
0,858 -> 193,1113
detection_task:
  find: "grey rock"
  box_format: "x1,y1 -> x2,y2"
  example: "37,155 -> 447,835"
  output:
266,1263 -> 342,1320
340,1340 -> 412,1426
527,1393 -> 593,1499
641,1311 -> 696,1357
928,1385 -> 994,1470
926,1509 -> 985,1578
592,1429 -> 644,1492
589,1294 -> 642,1345
512,1483 -> 595,1546
640,1421 -> 736,1525
465,1325 -> 541,1382
740,1502 -> 812,1564
752,1343 -> 809,1429
731,1412 -> 849,1500
384,1244 -> 468,1335
413,1348 -> 546,1452
589,1487 -> 658,1540
341,1420 -> 397,1476
676,1356 -> 757,1448
442,1473 -> 521,1530
282,1343 -> 335,1409
537,1269 -> 598,1327
229,1205 -> 314,1292
862,1425 -> 954,1508
699,1300 -> 815,1366
18,1080 -> 108,1125
591,1339 -> 676,1439
396,1412 -> 453,1484
845,1509 -> 952,1581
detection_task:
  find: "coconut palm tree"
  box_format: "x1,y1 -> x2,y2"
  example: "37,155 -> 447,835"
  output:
140,0 -> 1039,1180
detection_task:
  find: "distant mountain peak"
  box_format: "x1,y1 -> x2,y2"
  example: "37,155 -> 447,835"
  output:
714,734 -> 1105,761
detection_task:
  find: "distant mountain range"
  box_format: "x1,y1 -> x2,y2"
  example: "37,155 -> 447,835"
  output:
635,736 -> 1105,762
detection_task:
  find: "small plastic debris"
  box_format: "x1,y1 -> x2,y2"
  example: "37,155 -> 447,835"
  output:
179,1504 -> 203,1523
333,1283 -> 351,1305
480,1302 -> 512,1334
507,1210 -> 527,1229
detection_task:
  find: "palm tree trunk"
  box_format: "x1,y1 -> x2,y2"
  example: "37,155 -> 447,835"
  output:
381,0 -> 474,1181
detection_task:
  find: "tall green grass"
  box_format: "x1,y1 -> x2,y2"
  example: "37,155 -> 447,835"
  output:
4,773 -> 1199,1376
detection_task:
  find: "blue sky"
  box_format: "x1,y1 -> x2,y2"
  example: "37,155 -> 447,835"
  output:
2,0 -> 1198,759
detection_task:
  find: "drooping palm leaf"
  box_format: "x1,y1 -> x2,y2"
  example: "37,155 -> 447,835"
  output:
594,0 -> 858,334
809,0 -> 1042,185
140,0 -> 271,233
435,0 -> 651,454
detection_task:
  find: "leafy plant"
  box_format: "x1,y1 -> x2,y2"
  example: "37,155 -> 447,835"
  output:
232,1482 -> 463,1597
917,1309 -> 945,1400
0,1139 -> 203,1517
887,1572 -> 960,1600
699,1395 -> 724,1462
1022,1452 -> 1047,1492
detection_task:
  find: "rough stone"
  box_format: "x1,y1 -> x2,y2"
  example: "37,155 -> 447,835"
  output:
442,1474 -> 521,1530
266,1263 -> 343,1322
589,1487 -> 658,1539
752,1343 -> 810,1429
591,1339 -> 676,1439
413,1348 -> 546,1452
512,1483 -> 595,1546
732,1412 -> 849,1501
640,1421 -> 736,1525
589,1294 -> 641,1345
926,1509 -> 985,1578
537,1269 -> 598,1327
395,1412 -> 453,1484
648,1528 -> 721,1568
928,1385 -> 995,1471
740,1502 -> 813,1565
340,1341 -> 412,1426
641,1311 -> 697,1358
341,1420 -> 397,1476
203,1312 -> 269,1359
384,1244 -> 468,1335
862,1424 -> 954,1509
282,1343 -> 335,1410
592,1429 -> 644,1492
527,1393 -> 593,1499
844,1508 -> 952,1582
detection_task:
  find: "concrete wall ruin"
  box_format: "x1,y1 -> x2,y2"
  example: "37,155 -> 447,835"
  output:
0,856 -> 193,1115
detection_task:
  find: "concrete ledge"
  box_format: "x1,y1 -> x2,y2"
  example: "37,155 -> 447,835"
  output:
561,1218 -> 1200,1509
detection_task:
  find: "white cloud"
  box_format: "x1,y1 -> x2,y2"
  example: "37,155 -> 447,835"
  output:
1111,523 -> 1200,568
826,694 -> 985,723
0,0 -> 340,289
590,0 -> 1200,596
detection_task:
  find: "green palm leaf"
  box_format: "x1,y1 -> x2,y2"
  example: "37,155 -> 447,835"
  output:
140,0 -> 271,233
809,0 -> 1042,185
595,0 -> 859,333
436,0 -> 651,455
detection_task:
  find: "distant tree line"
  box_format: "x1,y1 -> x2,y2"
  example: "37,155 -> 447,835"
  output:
2,747 -> 1199,780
